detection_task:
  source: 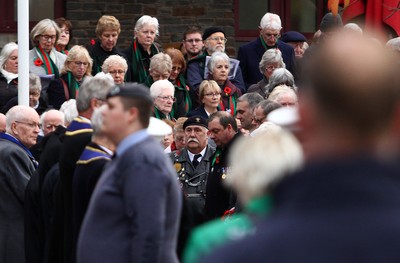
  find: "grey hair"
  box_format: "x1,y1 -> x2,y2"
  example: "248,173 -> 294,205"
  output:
0,42 -> 18,69
76,73 -> 114,112
102,55 -> 128,73
259,48 -> 285,74
91,104 -> 107,136
149,53 -> 172,73
255,99 -> 282,116
237,93 -> 264,111
386,37 -> 400,52
260,12 -> 282,30
268,85 -> 298,103
29,73 -> 42,93
60,99 -> 78,125
266,68 -> 295,93
134,15 -> 159,36
30,18 -> 61,46
149,79 -> 175,98
207,51 -> 230,73
226,129 -> 303,204
40,109 -> 65,126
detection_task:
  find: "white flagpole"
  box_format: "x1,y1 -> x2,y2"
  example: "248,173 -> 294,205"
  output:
17,0 -> 29,106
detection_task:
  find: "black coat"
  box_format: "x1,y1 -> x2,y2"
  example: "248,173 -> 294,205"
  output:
0,73 -> 18,109
202,155 -> 400,263
204,133 -> 241,220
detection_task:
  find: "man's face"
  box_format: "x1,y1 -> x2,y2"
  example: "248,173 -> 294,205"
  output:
260,28 -> 281,46
184,125 -> 208,153
174,131 -> 186,150
12,111 -> 40,148
183,32 -> 204,57
236,101 -> 255,131
252,106 -> 266,129
208,117 -> 231,148
204,32 -> 226,54
42,111 -> 64,136
102,97 -> 131,145
287,42 -> 305,58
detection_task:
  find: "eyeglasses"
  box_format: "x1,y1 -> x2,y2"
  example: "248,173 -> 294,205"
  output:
15,121 -> 41,129
264,33 -> 281,39
40,35 -> 57,41
74,61 -> 89,67
157,96 -> 176,102
185,38 -> 202,43
204,92 -> 221,98
207,37 -> 227,43
29,91 -> 40,96
109,70 -> 125,75
265,65 -> 279,71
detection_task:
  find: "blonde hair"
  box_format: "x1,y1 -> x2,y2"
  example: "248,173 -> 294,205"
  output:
62,45 -> 93,76
199,80 -> 221,101
95,15 -> 121,38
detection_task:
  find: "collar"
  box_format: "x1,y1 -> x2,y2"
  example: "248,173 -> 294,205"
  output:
116,129 -> 149,157
187,146 -> 207,162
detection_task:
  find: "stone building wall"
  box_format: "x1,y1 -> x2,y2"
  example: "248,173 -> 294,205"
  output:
66,0 -> 238,56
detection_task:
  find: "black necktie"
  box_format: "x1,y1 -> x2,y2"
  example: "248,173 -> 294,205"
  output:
192,154 -> 202,168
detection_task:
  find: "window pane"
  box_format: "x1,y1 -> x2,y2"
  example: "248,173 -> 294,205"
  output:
290,0 -> 316,32
14,0 -> 54,21
239,0 -> 269,30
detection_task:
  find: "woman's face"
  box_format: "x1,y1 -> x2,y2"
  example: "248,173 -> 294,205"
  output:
4,49 -> 18,74
37,27 -> 57,53
136,24 -> 156,49
201,86 -> 221,109
169,62 -> 182,81
263,62 -> 281,79
100,29 -> 119,52
57,25 -> 70,47
211,60 -> 229,85
154,88 -> 174,115
108,64 -> 126,84
68,56 -> 89,81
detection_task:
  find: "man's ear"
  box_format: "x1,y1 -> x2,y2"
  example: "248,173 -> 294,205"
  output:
126,106 -> 139,123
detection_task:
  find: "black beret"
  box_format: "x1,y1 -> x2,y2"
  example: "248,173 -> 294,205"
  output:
320,12 -> 343,32
183,116 -> 208,130
281,31 -> 307,43
107,83 -> 153,103
203,27 -> 225,41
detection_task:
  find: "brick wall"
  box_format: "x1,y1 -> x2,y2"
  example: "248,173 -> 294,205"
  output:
66,0 -> 238,56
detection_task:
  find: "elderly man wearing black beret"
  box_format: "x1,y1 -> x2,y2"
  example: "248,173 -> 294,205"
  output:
186,26 -> 245,107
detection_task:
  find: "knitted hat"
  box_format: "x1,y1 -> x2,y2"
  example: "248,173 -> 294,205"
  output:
281,31 -> 307,43
203,27 -> 225,40
320,12 -> 343,33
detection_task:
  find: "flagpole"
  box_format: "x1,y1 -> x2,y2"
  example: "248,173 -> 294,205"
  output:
17,0 -> 30,106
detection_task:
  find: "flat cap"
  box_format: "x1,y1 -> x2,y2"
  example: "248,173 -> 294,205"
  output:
107,83 -> 153,103
203,27 -> 225,41
281,31 -> 307,43
183,116 -> 208,130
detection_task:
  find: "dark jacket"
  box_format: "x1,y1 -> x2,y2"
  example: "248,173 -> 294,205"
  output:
237,38 -> 296,89
205,132 -> 241,220
88,40 -> 125,76
202,155 -> 400,263
0,72 -> 18,109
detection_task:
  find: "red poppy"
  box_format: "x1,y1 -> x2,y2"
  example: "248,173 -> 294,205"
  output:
223,87 -> 232,95
34,58 -> 43,66
90,39 -> 96,45
215,156 -> 220,164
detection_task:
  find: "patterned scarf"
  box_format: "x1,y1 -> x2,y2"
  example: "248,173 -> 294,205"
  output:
131,39 -> 159,83
218,82 -> 239,116
174,74 -> 192,114
35,46 -> 60,78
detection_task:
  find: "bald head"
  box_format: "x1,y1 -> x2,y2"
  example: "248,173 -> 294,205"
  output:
6,106 -> 40,147
41,110 -> 65,136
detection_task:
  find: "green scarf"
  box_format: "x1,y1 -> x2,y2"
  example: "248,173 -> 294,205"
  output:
35,46 -> 60,78
131,39 -> 159,83
67,71 -> 80,99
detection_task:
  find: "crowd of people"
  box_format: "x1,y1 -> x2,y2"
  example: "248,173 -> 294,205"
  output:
1,9 -> 400,263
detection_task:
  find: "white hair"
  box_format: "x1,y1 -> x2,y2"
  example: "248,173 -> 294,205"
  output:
344,23 -> 363,34
386,37 -> 400,52
226,129 -> 304,204
134,15 -> 159,36
40,109 -> 65,126
0,42 -> 18,69
149,79 -> 174,98
60,99 -> 78,126
260,12 -> 282,30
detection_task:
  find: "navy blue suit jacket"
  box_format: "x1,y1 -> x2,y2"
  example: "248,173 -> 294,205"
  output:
201,155 -> 400,263
237,38 -> 296,89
